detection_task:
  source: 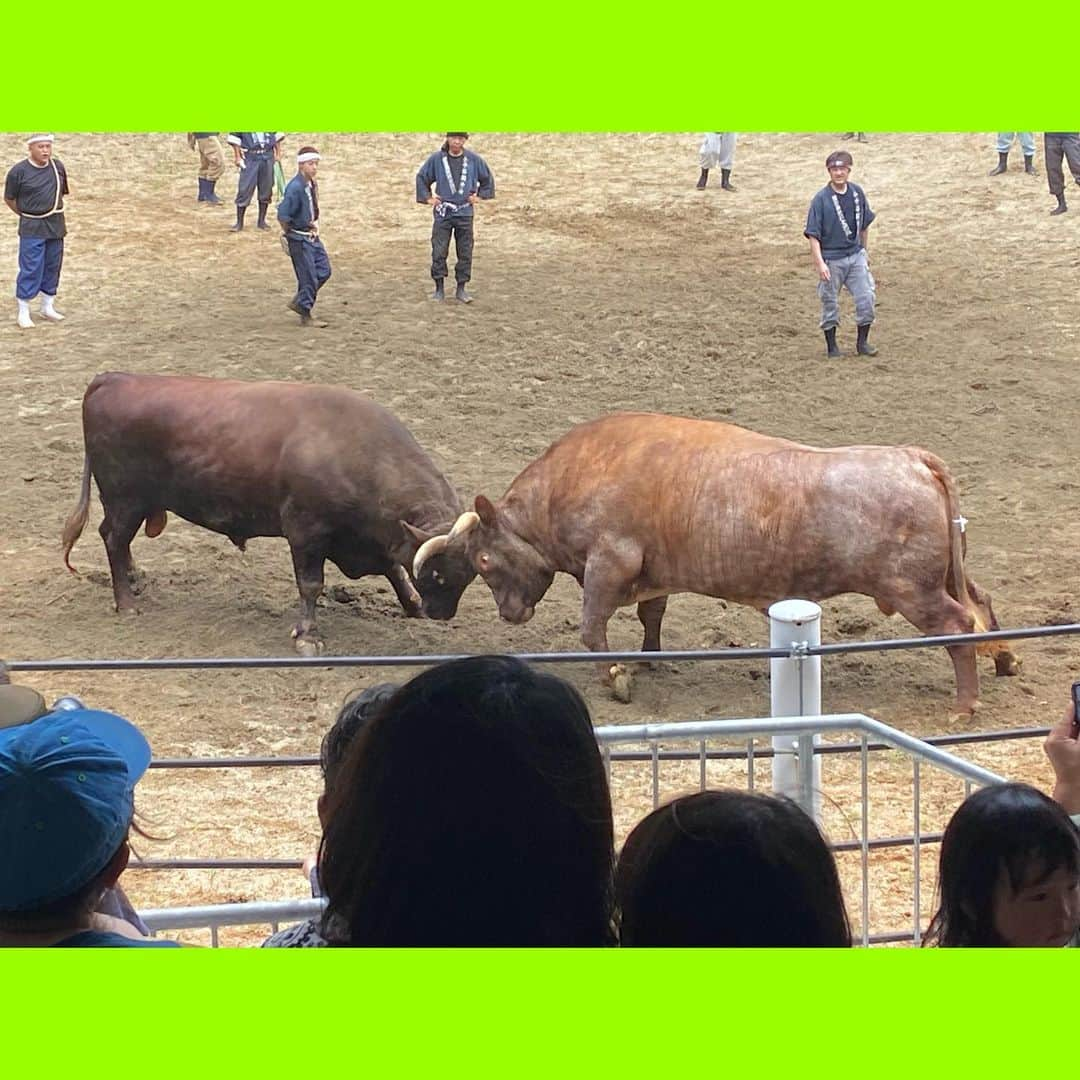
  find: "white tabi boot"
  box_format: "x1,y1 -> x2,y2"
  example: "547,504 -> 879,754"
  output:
16,298 -> 35,329
40,294 -> 65,322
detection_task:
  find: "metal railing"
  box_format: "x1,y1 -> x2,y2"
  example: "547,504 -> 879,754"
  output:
133,713 -> 1005,946
7,617 -> 1073,946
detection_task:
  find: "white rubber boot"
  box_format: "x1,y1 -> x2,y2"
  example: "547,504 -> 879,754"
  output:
40,294 -> 65,322
17,299 -> 35,329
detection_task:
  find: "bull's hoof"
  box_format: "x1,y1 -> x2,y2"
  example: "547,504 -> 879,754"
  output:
994,653 -> 1021,677
291,628 -> 325,657
610,664 -> 633,704
951,700 -> 981,722
115,603 -> 140,616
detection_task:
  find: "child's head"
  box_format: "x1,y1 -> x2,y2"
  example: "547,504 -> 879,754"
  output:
926,782 -> 1080,947
616,789 -> 852,947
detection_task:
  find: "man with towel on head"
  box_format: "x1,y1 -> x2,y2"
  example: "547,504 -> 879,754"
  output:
278,145 -> 332,326
4,134 -> 69,329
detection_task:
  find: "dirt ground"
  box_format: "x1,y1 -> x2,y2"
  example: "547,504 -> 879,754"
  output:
2,132 -> 1079,944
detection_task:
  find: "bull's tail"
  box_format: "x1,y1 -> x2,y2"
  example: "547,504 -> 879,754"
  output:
61,452 -> 92,573
921,451 -> 971,612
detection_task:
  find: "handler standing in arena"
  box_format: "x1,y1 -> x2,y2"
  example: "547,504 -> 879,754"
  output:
804,149 -> 877,359
278,146 -> 331,326
1044,132 -> 1080,216
4,134 -> 69,329
695,133 -> 736,190
227,132 -> 284,232
188,132 -> 225,205
415,133 -> 495,303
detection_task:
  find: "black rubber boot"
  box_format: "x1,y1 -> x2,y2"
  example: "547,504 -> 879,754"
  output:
856,323 -> 878,356
1024,155 -> 1037,175
456,282 -> 473,304
720,168 -> 735,191
1050,193 -> 1068,216
205,180 -> 223,205
229,205 -> 246,232
696,168 -> 709,189
856,133 -> 868,143
431,278 -> 445,301
988,151 -> 1008,176
197,177 -> 208,202
824,327 -> 842,358
256,199 -> 271,229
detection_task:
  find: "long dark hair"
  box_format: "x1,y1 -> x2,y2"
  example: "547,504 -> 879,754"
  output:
924,782 -> 1080,947
319,656 -> 615,945
616,789 -> 852,947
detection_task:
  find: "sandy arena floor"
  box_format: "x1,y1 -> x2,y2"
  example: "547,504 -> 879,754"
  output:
2,132 -> 1078,944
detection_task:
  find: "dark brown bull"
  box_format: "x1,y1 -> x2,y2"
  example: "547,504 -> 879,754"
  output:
416,412 -> 1018,713
61,372 -> 477,653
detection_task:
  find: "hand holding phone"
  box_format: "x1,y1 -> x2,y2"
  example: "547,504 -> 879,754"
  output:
1046,684 -> 1080,814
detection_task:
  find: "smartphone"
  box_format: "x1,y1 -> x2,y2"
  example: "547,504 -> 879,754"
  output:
1072,681 -> 1080,734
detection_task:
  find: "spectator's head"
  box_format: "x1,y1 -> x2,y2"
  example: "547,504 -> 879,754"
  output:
317,683 -> 399,825
0,684 -> 47,729
0,708 -> 151,927
616,790 -> 852,947
925,782 -> 1080,947
319,655 -> 615,945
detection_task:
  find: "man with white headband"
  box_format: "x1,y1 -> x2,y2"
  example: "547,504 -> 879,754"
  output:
415,133 -> 495,303
4,134 -> 69,329
277,146 -> 332,326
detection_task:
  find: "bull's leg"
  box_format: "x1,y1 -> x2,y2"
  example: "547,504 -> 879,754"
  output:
637,596 -> 668,670
288,544 -> 327,657
98,505 -> 144,613
892,588 -> 980,714
582,544 -> 643,703
965,577 -> 1020,676
386,563 -> 423,617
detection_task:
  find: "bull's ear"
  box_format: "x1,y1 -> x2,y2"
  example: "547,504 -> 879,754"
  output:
475,495 -> 497,527
400,520 -> 434,546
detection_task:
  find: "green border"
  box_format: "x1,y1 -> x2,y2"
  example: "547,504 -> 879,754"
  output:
4,948 -> 1073,1075
4,5 -> 1076,1076
7,2 -> 1080,128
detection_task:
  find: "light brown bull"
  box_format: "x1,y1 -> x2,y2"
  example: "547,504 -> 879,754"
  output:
416,412 -> 1018,712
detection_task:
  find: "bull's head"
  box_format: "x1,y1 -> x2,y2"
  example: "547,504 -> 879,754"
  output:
427,495 -> 555,625
403,515 -> 477,620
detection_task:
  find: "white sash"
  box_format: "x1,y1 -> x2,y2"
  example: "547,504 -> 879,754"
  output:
19,160 -> 64,219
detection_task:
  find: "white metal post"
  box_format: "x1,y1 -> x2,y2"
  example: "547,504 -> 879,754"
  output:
769,599 -> 822,820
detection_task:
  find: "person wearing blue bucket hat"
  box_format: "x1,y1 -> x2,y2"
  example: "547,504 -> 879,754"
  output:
0,707 -> 180,947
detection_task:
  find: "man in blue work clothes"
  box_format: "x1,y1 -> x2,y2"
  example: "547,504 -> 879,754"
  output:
4,134 -> 69,329
415,132 -> 495,303
804,149 -> 878,359
278,146 -> 331,327
227,132 -> 284,232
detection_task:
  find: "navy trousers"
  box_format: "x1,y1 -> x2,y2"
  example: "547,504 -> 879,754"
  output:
431,215 -> 474,282
17,236 -> 64,300
236,153 -> 274,207
287,236 -> 331,312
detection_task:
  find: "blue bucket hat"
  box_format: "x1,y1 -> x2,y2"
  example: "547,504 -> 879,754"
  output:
0,709 -> 151,912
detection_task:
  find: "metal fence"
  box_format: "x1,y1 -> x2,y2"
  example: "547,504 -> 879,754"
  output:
6,618 -> 1076,947
130,712 -> 1006,947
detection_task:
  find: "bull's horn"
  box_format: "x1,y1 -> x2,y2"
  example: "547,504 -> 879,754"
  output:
413,534 -> 450,579
448,511 -> 480,539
